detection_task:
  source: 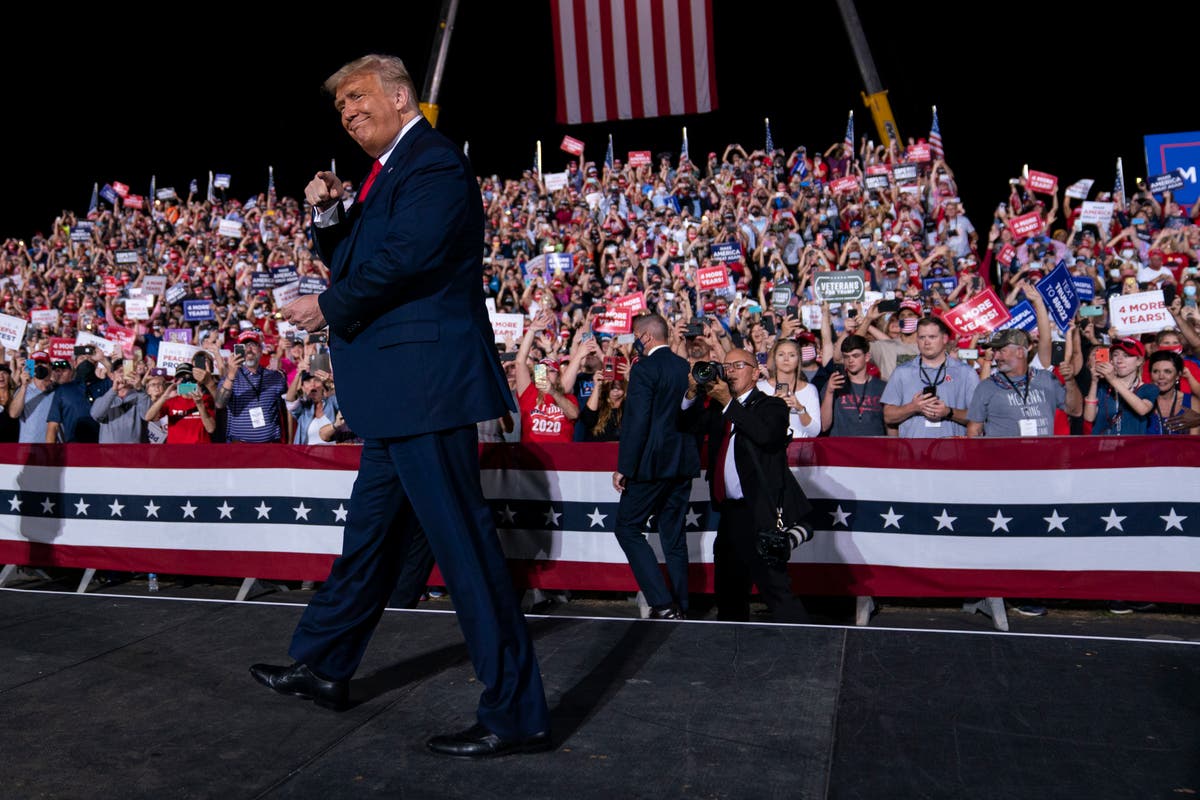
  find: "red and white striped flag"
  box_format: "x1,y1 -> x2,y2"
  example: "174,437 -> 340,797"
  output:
551,0 -> 717,125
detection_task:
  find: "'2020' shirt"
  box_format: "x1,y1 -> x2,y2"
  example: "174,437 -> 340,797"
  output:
518,382 -> 577,442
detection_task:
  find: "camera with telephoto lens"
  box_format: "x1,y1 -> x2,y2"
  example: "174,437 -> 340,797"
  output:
691,360 -> 726,386
756,521 -> 814,569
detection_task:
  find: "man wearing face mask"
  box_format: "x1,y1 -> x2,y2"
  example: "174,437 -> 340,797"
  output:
7,351 -> 57,443
866,299 -> 922,380
45,352 -> 110,443
612,313 -> 701,619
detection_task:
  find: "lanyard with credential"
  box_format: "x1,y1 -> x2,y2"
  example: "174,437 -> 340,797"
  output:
919,360 -> 946,389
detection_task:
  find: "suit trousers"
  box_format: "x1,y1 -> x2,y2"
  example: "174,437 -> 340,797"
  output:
714,499 -> 809,624
613,476 -> 693,610
288,426 -> 549,739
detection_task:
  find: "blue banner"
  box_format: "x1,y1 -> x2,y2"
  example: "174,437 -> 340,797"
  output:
182,299 -> 215,322
1144,131 -> 1200,205
250,272 -> 275,291
998,300 -> 1038,333
99,184 -> 118,205
1072,275 -> 1095,302
923,276 -> 958,295
271,266 -> 299,286
165,282 -> 188,306
546,253 -> 574,274
710,242 -> 743,264
298,277 -> 328,295
1035,261 -> 1079,333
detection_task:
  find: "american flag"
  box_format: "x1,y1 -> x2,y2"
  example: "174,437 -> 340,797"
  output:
765,118 -> 774,156
1115,157 -> 1126,208
267,165 -> 275,197
681,126 -> 689,162
929,105 -> 944,161
844,111 -> 855,156
604,134 -> 614,172
87,182 -> 98,215
551,0 -> 718,125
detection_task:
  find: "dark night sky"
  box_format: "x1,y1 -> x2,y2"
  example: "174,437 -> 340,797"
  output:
4,2 -> 1192,241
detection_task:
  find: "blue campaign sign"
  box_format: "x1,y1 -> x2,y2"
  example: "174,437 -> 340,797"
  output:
922,276 -> 958,295
998,300 -> 1038,332
546,253 -> 574,274
272,265 -> 299,286
182,299 -> 215,322
1144,131 -> 1200,205
298,277 -> 328,295
250,271 -> 275,291
1035,260 -> 1079,333
1072,275 -> 1095,302
710,242 -> 742,263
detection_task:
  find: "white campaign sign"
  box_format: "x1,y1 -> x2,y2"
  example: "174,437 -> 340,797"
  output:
1109,290 -> 1171,336
0,312 -> 28,350
489,312 -> 525,344
75,331 -> 119,358
125,297 -> 151,320
156,341 -> 200,375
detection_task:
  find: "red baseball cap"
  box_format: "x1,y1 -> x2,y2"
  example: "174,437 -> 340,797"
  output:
1112,337 -> 1146,358
237,329 -> 263,344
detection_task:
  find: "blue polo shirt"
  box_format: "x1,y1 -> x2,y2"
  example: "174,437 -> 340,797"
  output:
224,366 -> 287,443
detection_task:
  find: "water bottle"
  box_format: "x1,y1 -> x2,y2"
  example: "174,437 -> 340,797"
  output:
148,573 -> 160,593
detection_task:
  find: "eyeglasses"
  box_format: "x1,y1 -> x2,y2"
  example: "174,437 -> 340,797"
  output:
722,361 -> 754,371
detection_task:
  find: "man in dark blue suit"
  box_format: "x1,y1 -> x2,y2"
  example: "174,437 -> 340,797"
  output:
251,54 -> 550,759
612,313 -> 700,619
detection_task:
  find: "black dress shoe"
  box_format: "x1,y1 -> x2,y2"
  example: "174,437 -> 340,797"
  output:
426,722 -> 552,759
249,662 -> 349,711
648,603 -> 685,620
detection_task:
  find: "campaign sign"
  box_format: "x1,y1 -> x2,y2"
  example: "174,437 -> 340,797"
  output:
1033,261 -> 1079,333
997,300 -> 1038,333
125,297 -> 151,320
1080,201 -> 1115,227
0,312 -> 28,350
272,265 -> 299,286
922,276 -> 958,295
830,176 -> 860,195
156,187 -> 178,200
49,337 -> 75,361
298,277 -> 328,295
70,226 -> 93,243
1148,170 -> 1186,194
613,292 -> 645,314
217,219 -> 243,239
800,303 -> 823,331
864,174 -> 890,191
115,249 -> 139,265
1008,211 -> 1043,239
1064,178 -> 1094,199
157,341 -> 199,376
1072,276 -> 1095,302
771,286 -> 793,310
942,289 -> 1011,337
164,328 -> 193,344
273,281 -> 300,308
546,253 -> 574,275
560,135 -> 585,156
543,172 -> 568,192
250,271 -> 275,291
997,243 -> 1017,268
30,309 -> 59,328
182,299 -> 215,322
812,270 -> 865,303
627,150 -> 652,167
594,308 -> 632,334
112,181 -> 129,198
907,143 -> 931,163
892,163 -> 919,184
866,164 -> 890,176
214,173 -> 231,189
697,265 -> 730,291
488,312 -> 524,343
141,275 -> 167,296
105,324 -> 137,357
1109,290 -> 1171,336
1026,170 -> 1058,194
165,282 -> 188,305
77,331 -> 119,358
1144,131 -> 1200,205
709,242 -> 742,264
123,194 -> 144,210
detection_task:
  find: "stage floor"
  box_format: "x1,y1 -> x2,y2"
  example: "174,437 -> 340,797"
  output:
1,588 -> 1197,800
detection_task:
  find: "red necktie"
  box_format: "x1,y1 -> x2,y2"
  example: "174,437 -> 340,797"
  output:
711,417 -> 733,503
358,160 -> 382,202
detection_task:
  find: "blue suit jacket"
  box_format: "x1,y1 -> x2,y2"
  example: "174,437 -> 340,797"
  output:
616,346 -> 700,481
315,118 -> 513,439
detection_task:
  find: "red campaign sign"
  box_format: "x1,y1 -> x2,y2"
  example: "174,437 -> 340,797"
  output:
997,243 -> 1017,267
103,276 -> 120,297
123,194 -> 145,210
594,308 -> 632,334
907,143 -> 932,163
560,135 -> 585,156
942,288 -> 1012,337
106,325 -> 137,357
111,181 -> 130,198
1008,211 -> 1043,239
830,175 -> 861,195
1026,170 -> 1058,195
613,291 -> 645,314
697,265 -> 729,291
866,164 -> 890,175
627,151 -> 652,168
50,337 -> 75,360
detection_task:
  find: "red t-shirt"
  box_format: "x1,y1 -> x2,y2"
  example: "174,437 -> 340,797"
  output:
163,392 -> 215,444
518,382 -> 577,443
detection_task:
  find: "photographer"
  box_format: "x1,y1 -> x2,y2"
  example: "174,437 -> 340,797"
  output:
143,362 -> 216,444
215,328 -> 288,443
682,348 -> 813,623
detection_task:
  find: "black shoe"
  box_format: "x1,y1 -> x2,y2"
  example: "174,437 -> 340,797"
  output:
249,662 -> 349,711
648,603 -> 685,620
427,722 -> 552,759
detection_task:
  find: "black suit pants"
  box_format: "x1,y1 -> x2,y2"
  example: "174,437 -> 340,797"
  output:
714,499 -> 809,624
